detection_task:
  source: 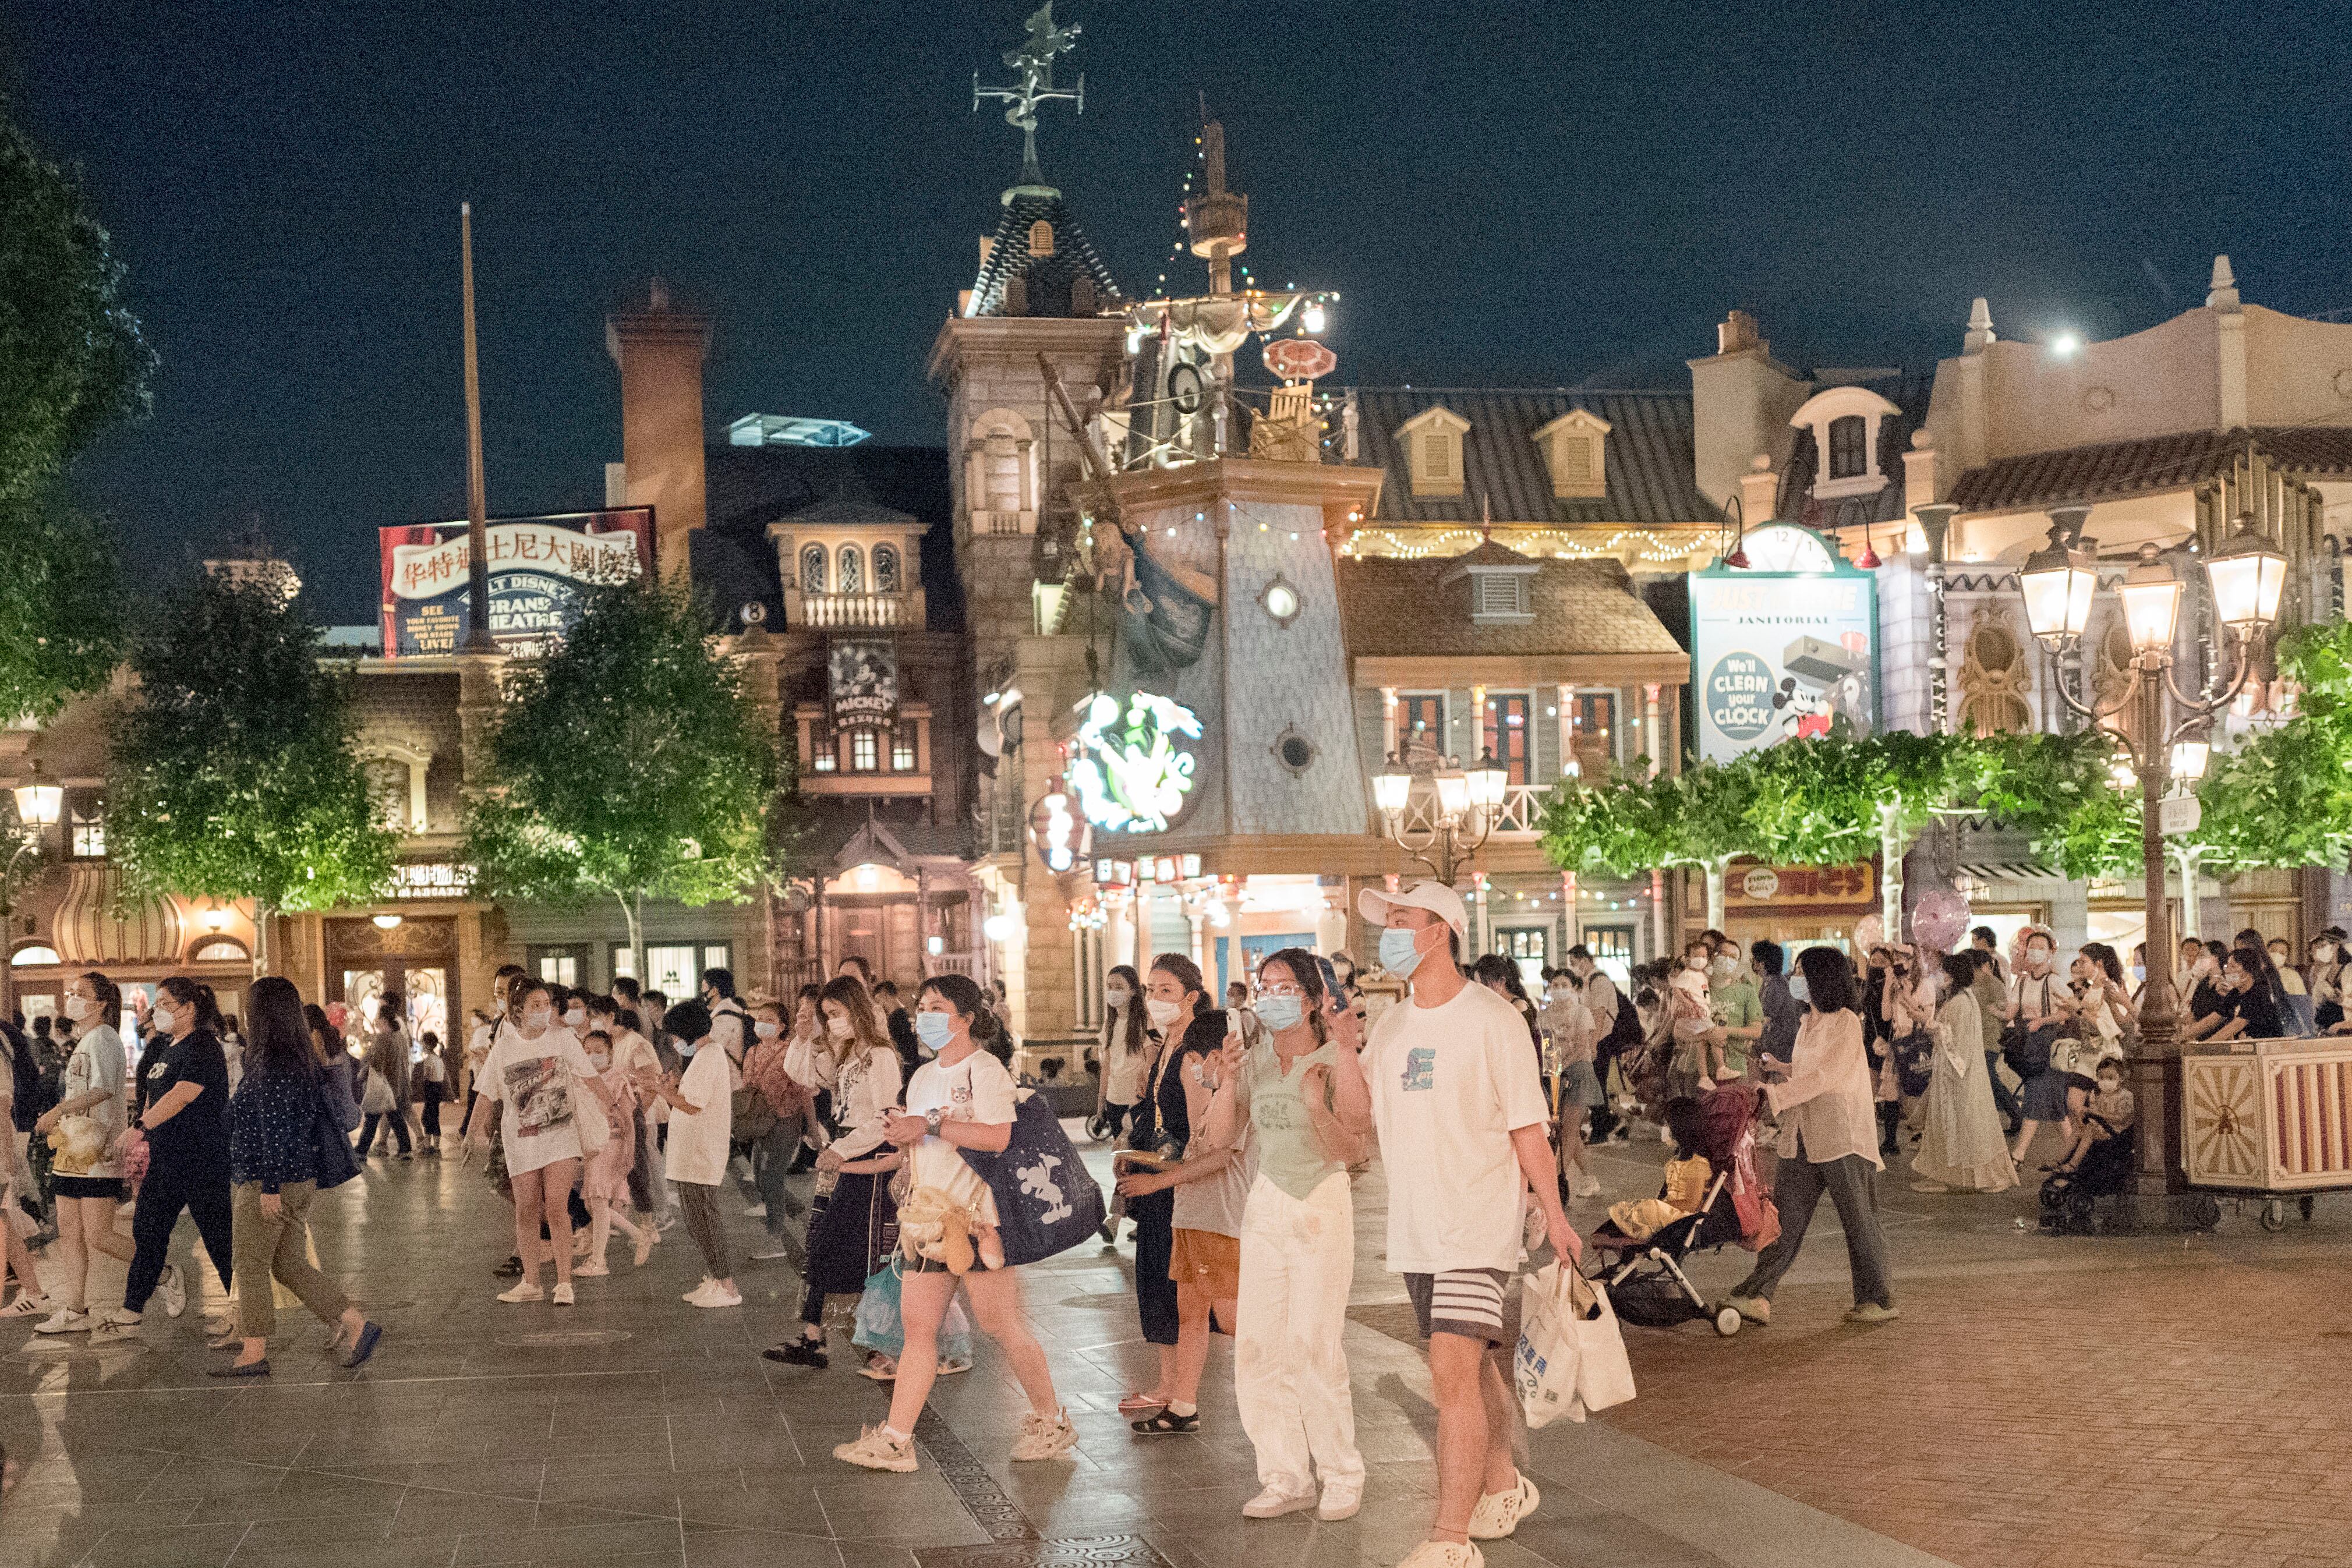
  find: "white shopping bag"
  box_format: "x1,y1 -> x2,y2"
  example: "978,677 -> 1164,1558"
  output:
1513,1262 -> 1584,1429
1569,1271 -> 1636,1417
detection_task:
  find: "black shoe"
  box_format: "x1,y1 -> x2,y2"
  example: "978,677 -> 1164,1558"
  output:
1130,1407 -> 1200,1435
762,1337 -> 827,1368
493,1256 -> 524,1280
208,1358 -> 271,1378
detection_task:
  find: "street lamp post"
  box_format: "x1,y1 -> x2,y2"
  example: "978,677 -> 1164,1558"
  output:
2016,514 -> 2287,1222
0,762 -> 65,1022
1373,750 -> 1508,885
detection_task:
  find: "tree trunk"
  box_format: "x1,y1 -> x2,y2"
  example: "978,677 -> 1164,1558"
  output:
613,889 -> 645,990
253,901 -> 274,979
1704,858 -> 1728,934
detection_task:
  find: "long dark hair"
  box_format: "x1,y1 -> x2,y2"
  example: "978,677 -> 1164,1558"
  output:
246,976 -> 318,1082
1149,953 -> 1206,1001
818,974 -> 891,1058
157,976 -> 224,1035
1796,946 -> 1859,1015
1104,964 -> 1146,1058
303,1003 -> 343,1061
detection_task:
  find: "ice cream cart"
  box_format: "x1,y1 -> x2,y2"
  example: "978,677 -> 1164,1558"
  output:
2181,1036 -> 2352,1230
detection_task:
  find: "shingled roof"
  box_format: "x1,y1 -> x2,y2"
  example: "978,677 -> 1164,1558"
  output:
968,186 -> 1123,320
1336,552 -> 1686,659
1352,388 -> 1720,526
1950,426 -> 2352,512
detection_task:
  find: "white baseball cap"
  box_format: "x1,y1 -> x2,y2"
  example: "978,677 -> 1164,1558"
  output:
1358,880 -> 1468,937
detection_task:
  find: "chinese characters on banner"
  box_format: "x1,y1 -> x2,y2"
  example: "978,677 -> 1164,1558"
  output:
377,509 -> 654,657
827,639 -> 898,732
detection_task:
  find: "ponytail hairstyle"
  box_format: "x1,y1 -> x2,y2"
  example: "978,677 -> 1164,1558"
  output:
79,971 -> 123,1033
157,976 -> 224,1034
917,972 -> 1002,1054
1258,947 -> 1329,1046
1149,953 -> 1207,1002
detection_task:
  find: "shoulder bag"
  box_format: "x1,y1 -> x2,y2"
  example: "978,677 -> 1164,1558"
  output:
957,1089 -> 1108,1267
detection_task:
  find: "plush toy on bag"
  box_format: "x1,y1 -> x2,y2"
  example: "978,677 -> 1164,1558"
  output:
1515,1262 -> 1636,1429
47,1115 -> 107,1177
896,1184 -> 985,1276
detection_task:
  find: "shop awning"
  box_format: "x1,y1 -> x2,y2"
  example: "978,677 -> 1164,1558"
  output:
1955,862 -> 2060,884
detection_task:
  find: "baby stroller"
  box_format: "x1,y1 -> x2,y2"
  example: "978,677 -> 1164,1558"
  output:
2040,1125 -> 2135,1236
1582,1088 -> 1770,1337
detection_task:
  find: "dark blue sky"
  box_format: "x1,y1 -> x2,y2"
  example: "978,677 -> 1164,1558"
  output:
13,0 -> 2352,622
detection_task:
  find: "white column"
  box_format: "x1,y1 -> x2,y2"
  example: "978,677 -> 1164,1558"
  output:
1557,684 -> 1575,778
1643,684 -> 1663,776
1381,686 -> 1399,759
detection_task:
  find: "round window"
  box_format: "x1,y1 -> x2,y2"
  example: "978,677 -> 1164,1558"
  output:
1259,574 -> 1303,628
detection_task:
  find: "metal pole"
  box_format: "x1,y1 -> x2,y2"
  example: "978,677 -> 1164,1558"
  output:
459,202 -> 497,654
2131,660 -> 2182,1200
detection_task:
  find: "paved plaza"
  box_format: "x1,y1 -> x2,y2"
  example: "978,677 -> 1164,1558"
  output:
2,1130 -> 2346,1568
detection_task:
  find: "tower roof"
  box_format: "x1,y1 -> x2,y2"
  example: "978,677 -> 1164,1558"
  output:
968,186 -> 1123,318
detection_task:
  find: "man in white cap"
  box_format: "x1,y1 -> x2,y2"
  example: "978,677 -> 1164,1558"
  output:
1359,879 -> 1581,1568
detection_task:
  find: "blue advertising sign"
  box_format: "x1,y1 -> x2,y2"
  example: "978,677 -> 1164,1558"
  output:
1689,525 -> 1879,762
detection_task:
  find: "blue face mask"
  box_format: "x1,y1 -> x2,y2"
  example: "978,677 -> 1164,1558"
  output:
1787,972 -> 1810,1004
1256,994 -> 1304,1034
1380,925 -> 1430,980
2130,964 -> 2146,985
914,1011 -> 957,1054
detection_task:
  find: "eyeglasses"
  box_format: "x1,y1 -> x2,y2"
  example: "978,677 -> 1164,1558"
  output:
1258,983 -> 1307,1000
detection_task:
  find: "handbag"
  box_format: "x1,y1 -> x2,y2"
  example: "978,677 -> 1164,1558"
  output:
1568,1272 -> 1637,1418
312,1086 -> 362,1190
732,1085 -> 778,1143
571,1068 -> 610,1155
957,1089 -> 1108,1267
360,1068 -> 395,1116
1891,1028 -> 1935,1099
1514,1262 -> 1586,1429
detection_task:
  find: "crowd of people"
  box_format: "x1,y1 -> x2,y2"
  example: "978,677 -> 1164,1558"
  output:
2,900 -> 2334,1566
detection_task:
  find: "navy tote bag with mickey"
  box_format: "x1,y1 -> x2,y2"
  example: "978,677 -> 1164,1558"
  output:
956,1090 -> 1108,1267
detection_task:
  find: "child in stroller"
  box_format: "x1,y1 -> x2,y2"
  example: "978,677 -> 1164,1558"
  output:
1584,1090 -> 1773,1336
2040,1061 -> 2136,1234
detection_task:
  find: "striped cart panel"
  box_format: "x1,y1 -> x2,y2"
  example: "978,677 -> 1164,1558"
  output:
2186,1040 -> 2352,1192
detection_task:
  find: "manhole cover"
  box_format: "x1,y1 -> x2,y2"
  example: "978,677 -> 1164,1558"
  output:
1056,1292 -> 1130,1310
495,1329 -> 632,1348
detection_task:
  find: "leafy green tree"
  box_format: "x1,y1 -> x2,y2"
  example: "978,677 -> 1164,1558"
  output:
2184,624 -> 2352,873
1969,730 -> 2139,880
0,108 -> 148,721
1540,755 -> 1766,930
0,108 -> 153,500
462,579 -> 783,979
107,569 -> 397,974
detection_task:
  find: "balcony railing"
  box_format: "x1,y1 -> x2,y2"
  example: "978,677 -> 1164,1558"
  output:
801,592 -> 904,628
1392,781 -> 1550,837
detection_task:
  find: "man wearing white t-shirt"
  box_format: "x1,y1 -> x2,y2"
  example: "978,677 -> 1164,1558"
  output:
1361,882 -> 1581,1568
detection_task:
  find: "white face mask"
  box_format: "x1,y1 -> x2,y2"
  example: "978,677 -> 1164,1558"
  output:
826,1014 -> 855,1041
588,1050 -> 611,1070
64,996 -> 90,1021
754,1020 -> 780,1039
1146,997 -> 1182,1028
523,1008 -> 551,1033
1105,986 -> 1130,1007
151,1007 -> 177,1034
564,1006 -> 585,1028
2097,1077 -> 2121,1095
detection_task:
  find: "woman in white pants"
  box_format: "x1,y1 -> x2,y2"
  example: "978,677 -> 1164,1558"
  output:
1202,948 -> 1375,1524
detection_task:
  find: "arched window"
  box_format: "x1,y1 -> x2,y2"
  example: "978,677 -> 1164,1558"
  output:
837,546 -> 864,593
1028,220 -> 1055,256
872,543 -> 901,593
800,543 -> 827,594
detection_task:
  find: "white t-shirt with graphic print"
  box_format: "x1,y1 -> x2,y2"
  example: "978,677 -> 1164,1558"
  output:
1363,981 -> 1548,1275
904,1049 -> 1018,1227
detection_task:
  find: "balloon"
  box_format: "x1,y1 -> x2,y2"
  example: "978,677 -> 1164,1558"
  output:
1853,914 -> 1886,953
1911,887 -> 1972,954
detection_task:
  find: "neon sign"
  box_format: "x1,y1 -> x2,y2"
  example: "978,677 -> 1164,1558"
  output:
1070,691 -> 1201,834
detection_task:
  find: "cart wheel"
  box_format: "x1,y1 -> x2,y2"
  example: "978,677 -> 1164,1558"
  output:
2063,1188 -> 2098,1235
2260,1198 -> 2289,1233
2191,1194 -> 2223,1230
1713,1306 -> 1742,1337
2299,1195 -> 2316,1223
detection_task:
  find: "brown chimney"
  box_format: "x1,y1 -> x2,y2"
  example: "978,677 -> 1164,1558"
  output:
606,280 -> 711,584
1717,309 -> 1761,355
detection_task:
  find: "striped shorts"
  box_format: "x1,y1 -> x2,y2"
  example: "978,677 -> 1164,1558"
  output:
1404,1267 -> 1512,1344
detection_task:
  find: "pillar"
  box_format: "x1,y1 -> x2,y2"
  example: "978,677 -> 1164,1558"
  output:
1643,684 -> 1663,776
606,284 -> 712,585
1557,684 -> 1575,777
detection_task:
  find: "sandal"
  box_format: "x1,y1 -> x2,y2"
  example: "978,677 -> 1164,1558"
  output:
1130,1407 -> 1199,1435
1116,1391 -> 1168,1415
935,1357 -> 972,1376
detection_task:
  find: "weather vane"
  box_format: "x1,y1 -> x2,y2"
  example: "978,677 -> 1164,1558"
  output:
973,2 -> 1085,185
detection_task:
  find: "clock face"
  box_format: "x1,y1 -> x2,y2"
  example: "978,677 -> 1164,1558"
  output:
1740,524 -> 1839,574
1167,363 -> 1205,416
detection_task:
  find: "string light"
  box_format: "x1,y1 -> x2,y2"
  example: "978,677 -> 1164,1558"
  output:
1339,525 -> 1723,566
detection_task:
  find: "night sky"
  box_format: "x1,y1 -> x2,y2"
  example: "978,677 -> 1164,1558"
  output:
13,0 -> 2352,624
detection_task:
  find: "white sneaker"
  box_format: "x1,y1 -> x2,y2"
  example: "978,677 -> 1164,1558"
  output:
1467,1471 -> 1540,1540
749,1242 -> 792,1261
682,1277 -> 714,1304
688,1281 -> 742,1309
157,1263 -> 188,1319
742,1201 -> 768,1219
1009,1408 -> 1077,1461
496,1282 -> 545,1304
1569,1170 -> 1603,1199
1241,1485 -> 1316,1519
551,1282 -> 575,1307
0,1293 -> 51,1319
1396,1542 -> 1483,1568
34,1308 -> 91,1334
88,1312 -> 142,1346
1317,1479 -> 1363,1521
833,1423 -> 918,1472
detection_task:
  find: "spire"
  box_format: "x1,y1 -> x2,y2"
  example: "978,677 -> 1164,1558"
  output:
2208,254 -> 2241,310
972,2 -> 1085,190
1184,118 -> 1248,295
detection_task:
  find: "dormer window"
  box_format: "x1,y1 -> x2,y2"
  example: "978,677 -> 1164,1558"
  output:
1789,385 -> 1899,501
1827,415 -> 1868,480
1396,405 -> 1470,498
1533,408 -> 1610,500
1028,220 -> 1055,256
1472,572 -> 1532,621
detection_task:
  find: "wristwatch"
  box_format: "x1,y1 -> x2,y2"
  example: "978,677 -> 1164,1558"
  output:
925,1108 -> 945,1137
